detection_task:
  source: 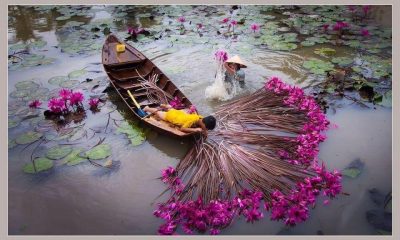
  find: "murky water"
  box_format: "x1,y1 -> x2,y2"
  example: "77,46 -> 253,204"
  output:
8,5 -> 392,235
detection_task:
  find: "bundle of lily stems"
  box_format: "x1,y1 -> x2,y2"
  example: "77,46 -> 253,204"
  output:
149,76 -> 343,235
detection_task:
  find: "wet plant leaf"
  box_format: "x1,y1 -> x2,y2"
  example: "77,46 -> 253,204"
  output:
15,131 -> 43,145
68,69 -> 87,78
46,146 -> 73,160
85,144 -> 112,160
60,80 -> 80,88
8,118 -> 20,128
56,15 -> 71,21
63,148 -> 87,166
23,158 -> 53,174
29,40 -> 47,49
8,139 -> 17,149
303,59 -> 334,75
116,122 -> 146,146
48,76 -> 69,86
342,159 -> 364,178
314,47 -> 336,57
15,80 -> 40,91
331,57 -> 353,67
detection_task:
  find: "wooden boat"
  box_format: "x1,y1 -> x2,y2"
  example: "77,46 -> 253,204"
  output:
102,34 -> 199,138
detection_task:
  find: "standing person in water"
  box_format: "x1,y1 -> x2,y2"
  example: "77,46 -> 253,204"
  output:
224,55 -> 247,92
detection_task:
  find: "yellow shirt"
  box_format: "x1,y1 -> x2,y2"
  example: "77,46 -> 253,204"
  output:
165,109 -> 203,128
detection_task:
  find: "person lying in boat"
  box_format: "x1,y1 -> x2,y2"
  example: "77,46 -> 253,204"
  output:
143,104 -> 216,136
224,55 -> 247,90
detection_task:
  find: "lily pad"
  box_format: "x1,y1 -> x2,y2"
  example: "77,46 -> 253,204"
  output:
68,69 -> 87,78
116,122 -> 146,146
15,80 -> 40,91
56,15 -> 71,21
46,146 -> 73,160
85,144 -> 112,160
8,139 -> 17,149
375,90 -> 392,108
29,40 -> 47,49
15,131 -> 43,145
63,149 -> 87,166
342,158 -> 364,178
331,57 -> 353,67
9,43 -> 27,52
48,76 -> 69,86
9,89 -> 30,98
303,59 -> 334,75
300,40 -> 316,47
23,158 -> 54,174
60,80 -> 80,89
9,118 -> 20,128
314,47 -> 336,57
269,42 -> 297,51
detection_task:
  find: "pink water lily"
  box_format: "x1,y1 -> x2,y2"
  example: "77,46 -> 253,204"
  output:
169,96 -> 185,110
250,23 -> 260,33
59,88 -> 72,101
196,23 -> 203,29
28,99 -> 42,109
48,97 -> 66,113
322,24 -> 329,31
348,5 -> 356,13
222,18 -> 230,24
361,28 -> 370,37
362,5 -> 371,16
230,20 -> 237,26
178,16 -> 186,23
333,21 -> 349,31
88,98 -> 100,109
69,91 -> 84,106
214,50 -> 228,62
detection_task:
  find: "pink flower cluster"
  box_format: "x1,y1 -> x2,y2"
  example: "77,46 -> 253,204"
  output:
188,105 -> 197,114
154,78 -> 342,235
214,50 -> 228,62
332,21 -> 349,31
250,23 -> 260,33
178,16 -> 186,23
169,96 -> 185,110
154,180 -> 264,235
267,163 -> 341,226
28,100 -> 42,109
161,166 -> 185,194
47,89 -> 84,113
88,98 -> 100,109
265,76 -> 329,165
128,27 -> 145,36
361,28 -> 370,37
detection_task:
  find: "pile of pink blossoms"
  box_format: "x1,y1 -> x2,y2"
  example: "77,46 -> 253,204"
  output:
154,77 -> 342,235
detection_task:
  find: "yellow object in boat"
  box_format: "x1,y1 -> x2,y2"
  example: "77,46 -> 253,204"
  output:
116,44 -> 126,53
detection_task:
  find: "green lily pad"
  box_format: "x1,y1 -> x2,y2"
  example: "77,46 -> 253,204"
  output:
314,47 -> 336,57
56,15 -> 71,21
375,90 -> 392,108
8,139 -> 17,149
68,69 -> 87,78
9,89 -> 30,98
331,57 -> 353,67
9,43 -> 27,52
46,146 -> 73,160
60,80 -> 80,89
9,118 -> 20,128
23,158 -> 53,174
300,40 -> 316,47
269,42 -> 297,51
303,59 -> 334,75
29,40 -> 47,49
16,131 -> 43,145
116,122 -> 146,146
63,149 -> 87,166
342,168 -> 361,178
48,76 -> 69,86
15,81 -> 40,91
85,144 -> 112,160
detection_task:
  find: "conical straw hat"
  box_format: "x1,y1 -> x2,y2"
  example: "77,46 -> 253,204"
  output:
226,55 -> 247,68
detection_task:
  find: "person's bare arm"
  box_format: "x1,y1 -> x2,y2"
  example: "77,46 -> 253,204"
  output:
180,127 -> 203,133
224,62 -> 235,75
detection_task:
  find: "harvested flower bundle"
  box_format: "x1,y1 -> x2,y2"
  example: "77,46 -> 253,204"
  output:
154,76 -> 343,235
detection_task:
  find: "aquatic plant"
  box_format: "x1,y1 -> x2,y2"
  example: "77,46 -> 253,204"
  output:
362,5 -> 371,17
361,28 -> 370,37
169,96 -> 185,110
250,23 -> 260,33
154,77 -> 342,235
28,100 -> 42,109
214,50 -> 228,62
230,20 -> 238,33
88,98 -> 100,109
69,91 -> 84,106
322,24 -> 329,32
59,88 -> 72,101
188,105 -> 197,114
222,17 -> 230,24
48,97 -> 66,113
178,16 -> 186,23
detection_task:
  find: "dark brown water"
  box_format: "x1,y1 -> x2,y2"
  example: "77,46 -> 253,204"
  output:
8,5 -> 392,235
